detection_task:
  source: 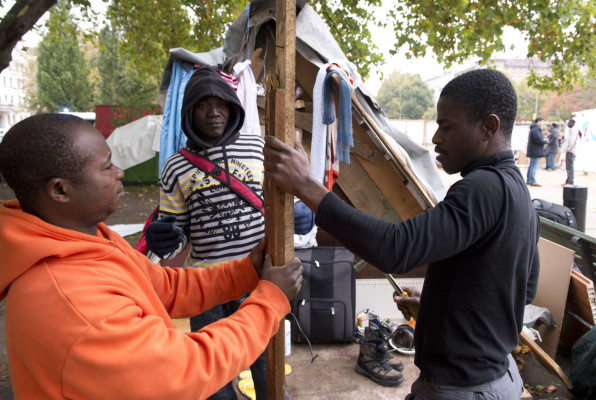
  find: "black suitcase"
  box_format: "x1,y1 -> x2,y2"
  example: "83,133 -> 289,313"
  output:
532,198 -> 577,229
291,247 -> 356,343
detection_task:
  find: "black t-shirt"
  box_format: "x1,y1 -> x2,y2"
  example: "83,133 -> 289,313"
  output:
315,150 -> 540,386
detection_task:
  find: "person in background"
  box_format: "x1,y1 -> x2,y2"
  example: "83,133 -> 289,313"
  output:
264,69 -> 539,399
561,118 -> 582,187
526,117 -> 547,186
545,122 -> 560,171
0,113 -> 303,399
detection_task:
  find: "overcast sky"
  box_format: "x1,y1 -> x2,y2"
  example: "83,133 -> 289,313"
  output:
363,10 -> 529,96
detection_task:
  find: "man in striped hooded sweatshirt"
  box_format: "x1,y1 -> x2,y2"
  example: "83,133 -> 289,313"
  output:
146,66 -> 269,399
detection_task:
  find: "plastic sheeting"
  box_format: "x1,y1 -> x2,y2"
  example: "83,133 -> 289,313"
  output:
106,115 -> 163,170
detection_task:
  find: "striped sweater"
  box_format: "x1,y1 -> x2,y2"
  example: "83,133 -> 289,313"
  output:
159,135 -> 265,268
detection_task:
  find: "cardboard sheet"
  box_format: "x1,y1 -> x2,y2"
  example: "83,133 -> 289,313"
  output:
532,238 -> 575,358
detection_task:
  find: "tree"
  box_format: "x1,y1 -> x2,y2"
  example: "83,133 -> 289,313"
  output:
105,0 -> 194,87
0,0 -> 58,73
376,72 -> 433,119
541,78 -> 596,120
94,25 -> 158,108
389,0 -> 596,92
3,0 -> 596,91
105,0 -> 385,81
512,78 -> 550,122
36,1 -> 92,112
311,0 -> 385,79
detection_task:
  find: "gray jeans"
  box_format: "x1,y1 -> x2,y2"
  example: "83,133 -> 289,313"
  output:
405,354 -> 522,400
565,152 -> 576,185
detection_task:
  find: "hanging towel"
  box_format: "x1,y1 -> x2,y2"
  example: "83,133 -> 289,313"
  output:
322,68 -> 353,164
325,119 -> 340,190
159,60 -> 194,174
310,65 -> 329,184
233,59 -> 261,136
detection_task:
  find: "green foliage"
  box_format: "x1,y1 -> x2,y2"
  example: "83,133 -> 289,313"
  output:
540,77 -> 596,120
311,0 -> 385,79
377,72 -> 434,119
186,0 -> 246,53
106,0 -> 193,85
102,0 -> 385,82
512,78 -> 550,121
422,106 -> 437,120
390,0 -> 596,93
94,26 -> 158,108
36,1 -> 93,112
96,0 -> 248,106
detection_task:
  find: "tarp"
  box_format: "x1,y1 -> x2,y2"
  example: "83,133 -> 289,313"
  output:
106,115 -> 162,183
158,0 -> 446,201
572,108 -> 596,172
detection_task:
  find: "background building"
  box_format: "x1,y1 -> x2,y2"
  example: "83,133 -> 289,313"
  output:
0,47 -> 34,135
425,57 -> 552,104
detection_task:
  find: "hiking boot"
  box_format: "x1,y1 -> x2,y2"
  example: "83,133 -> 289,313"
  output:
364,327 -> 404,371
355,337 -> 404,387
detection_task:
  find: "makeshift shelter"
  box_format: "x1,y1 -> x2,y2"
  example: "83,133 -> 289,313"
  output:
106,115 -> 162,184
158,0 -> 446,280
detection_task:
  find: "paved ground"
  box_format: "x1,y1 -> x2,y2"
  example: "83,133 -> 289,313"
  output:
0,163 -> 593,399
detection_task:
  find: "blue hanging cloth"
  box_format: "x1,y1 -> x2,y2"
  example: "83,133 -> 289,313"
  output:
322,70 -> 353,163
159,60 -> 194,175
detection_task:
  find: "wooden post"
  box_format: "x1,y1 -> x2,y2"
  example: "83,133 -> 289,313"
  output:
264,1 -> 296,399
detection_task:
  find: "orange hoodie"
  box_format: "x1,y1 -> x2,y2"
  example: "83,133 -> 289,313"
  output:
0,200 -> 289,399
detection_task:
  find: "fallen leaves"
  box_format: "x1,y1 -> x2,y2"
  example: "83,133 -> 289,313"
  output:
546,384 -> 557,393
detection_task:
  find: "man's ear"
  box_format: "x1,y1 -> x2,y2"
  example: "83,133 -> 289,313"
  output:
484,114 -> 500,139
45,178 -> 70,203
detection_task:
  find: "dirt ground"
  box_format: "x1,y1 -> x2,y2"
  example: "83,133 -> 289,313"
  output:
0,164 -> 593,398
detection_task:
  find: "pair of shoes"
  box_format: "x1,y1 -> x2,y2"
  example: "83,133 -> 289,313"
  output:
355,337 -> 404,387
364,327 -> 404,371
528,183 -> 542,187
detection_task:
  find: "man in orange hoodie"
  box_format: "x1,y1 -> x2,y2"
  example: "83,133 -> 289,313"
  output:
0,113 -> 303,400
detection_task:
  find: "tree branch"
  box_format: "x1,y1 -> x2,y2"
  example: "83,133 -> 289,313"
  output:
0,0 -> 57,73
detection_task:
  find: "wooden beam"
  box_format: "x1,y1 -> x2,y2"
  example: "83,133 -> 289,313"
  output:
265,1 -> 296,399
520,331 -> 574,390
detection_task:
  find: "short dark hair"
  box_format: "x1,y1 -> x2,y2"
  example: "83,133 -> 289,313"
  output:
551,123 -> 558,128
0,114 -> 93,207
440,69 -> 518,140
534,117 -> 543,123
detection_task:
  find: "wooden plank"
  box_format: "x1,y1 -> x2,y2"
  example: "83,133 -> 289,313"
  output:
520,331 -> 574,390
567,269 -> 596,324
336,155 -> 391,219
349,123 -> 424,220
347,79 -> 437,209
295,52 -> 318,100
560,269 -> 596,347
264,2 -> 296,399
521,387 -> 533,399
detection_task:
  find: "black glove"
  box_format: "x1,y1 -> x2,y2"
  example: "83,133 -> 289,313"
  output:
145,215 -> 185,257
